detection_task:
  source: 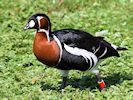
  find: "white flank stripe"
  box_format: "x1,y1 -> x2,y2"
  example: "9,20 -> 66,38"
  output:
64,44 -> 98,67
53,35 -> 63,65
94,45 -> 100,54
98,47 -> 107,58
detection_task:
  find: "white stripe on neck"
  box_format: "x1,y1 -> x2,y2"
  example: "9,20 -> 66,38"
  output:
36,16 -> 44,28
38,29 -> 50,42
53,35 -> 63,65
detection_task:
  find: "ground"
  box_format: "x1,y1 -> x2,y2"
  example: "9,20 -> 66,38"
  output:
0,0 -> 133,99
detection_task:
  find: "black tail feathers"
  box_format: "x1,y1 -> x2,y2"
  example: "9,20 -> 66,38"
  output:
116,47 -> 128,51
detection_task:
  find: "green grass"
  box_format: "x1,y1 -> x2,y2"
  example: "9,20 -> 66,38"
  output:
0,0 -> 133,99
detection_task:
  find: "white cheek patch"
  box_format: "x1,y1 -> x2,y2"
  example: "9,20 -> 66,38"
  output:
53,35 -> 63,65
28,20 -> 35,28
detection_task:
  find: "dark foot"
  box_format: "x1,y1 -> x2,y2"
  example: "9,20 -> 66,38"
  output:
99,87 -> 106,92
59,77 -> 67,90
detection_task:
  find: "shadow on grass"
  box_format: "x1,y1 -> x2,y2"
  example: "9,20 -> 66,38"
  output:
40,73 -> 133,91
69,73 -> 133,90
40,82 -> 58,91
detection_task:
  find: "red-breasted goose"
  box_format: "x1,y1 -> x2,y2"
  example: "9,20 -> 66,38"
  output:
24,13 -> 127,91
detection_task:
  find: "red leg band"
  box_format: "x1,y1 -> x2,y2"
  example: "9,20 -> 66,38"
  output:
98,80 -> 106,89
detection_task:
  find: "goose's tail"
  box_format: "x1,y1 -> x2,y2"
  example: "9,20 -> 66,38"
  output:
116,47 -> 128,51
111,44 -> 128,51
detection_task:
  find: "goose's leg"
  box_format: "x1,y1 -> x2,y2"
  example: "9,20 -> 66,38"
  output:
96,72 -> 106,91
60,70 -> 69,89
90,67 -> 106,91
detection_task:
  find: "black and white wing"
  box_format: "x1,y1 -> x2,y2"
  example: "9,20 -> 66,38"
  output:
53,29 -> 119,59
52,29 -> 120,71
53,29 -> 98,51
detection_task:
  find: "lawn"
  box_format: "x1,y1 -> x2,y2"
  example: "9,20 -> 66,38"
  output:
0,0 -> 133,99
